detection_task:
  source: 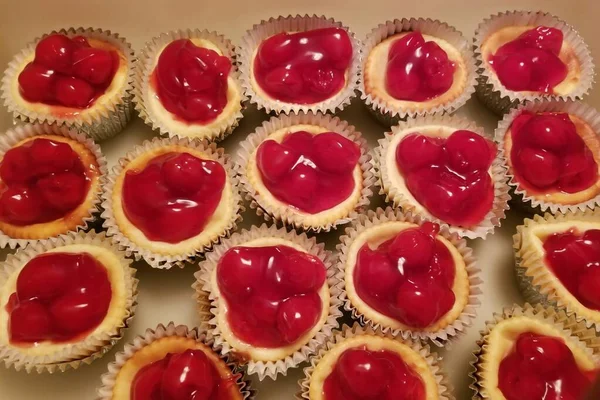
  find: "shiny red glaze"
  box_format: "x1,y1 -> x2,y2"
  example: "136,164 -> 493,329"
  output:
543,228 -> 600,309
498,332 -> 598,400
510,111 -> 598,194
151,39 -> 232,123
0,138 -> 89,226
18,34 -> 118,108
122,152 -> 225,244
490,26 -> 567,93
254,27 -> 352,104
323,346 -> 426,400
131,349 -> 238,400
395,130 -> 496,226
385,31 -> 456,102
354,223 -> 457,328
256,130 -> 360,214
216,245 -> 326,348
6,252 -> 111,344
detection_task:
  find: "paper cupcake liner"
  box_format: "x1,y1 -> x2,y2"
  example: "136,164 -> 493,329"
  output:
474,11 -> 595,115
469,303 -> 600,399
133,29 -> 246,142
97,322 -> 255,399
360,18 -> 477,125
1,27 -> 135,141
236,111 -> 375,232
238,14 -> 361,115
0,230 -> 138,373
101,136 -> 243,269
336,207 -> 481,346
0,123 -> 108,249
296,323 -> 454,400
495,100 -> 600,214
514,209 -> 600,334
375,114 -> 510,239
193,223 -> 343,380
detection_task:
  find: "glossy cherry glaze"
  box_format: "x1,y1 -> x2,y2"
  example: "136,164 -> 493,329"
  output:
395,130 -> 496,227
490,26 -> 567,93
354,222 -> 456,328
151,39 -> 232,123
0,138 -> 91,226
385,32 -> 456,102
18,34 -> 119,109
498,332 -> 598,400
323,346 -> 425,400
256,130 -> 360,214
543,228 -> 600,309
6,252 -> 111,344
131,349 -> 239,400
253,27 -> 352,104
122,152 -> 226,244
510,111 -> 598,194
217,245 -> 326,348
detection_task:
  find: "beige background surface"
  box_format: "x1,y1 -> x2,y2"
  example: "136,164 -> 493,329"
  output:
0,0 -> 598,399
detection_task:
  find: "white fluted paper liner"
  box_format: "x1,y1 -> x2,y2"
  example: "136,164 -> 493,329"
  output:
1,27 -> 135,141
0,230 -> 138,373
375,114 -> 510,239
101,136 -> 243,269
238,14 -> 361,114
296,323 -> 454,400
133,29 -> 246,142
193,223 -> 343,380
474,11 -> 595,115
336,207 -> 481,346
514,210 -> 600,333
495,100 -> 600,214
469,303 -> 600,399
97,322 -> 255,400
0,123 -> 108,249
360,18 -> 477,126
236,112 -> 374,232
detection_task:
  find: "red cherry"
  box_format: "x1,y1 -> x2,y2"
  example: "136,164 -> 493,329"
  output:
34,34 -> 74,73
583,229 -> 600,250
281,131 -> 314,152
29,139 -> 77,176
258,33 -> 297,68
49,288 -> 109,335
161,350 -> 216,400
559,149 -> 598,193
276,293 -> 321,343
72,47 -> 114,85
161,153 -> 206,195
524,114 -> 574,152
131,358 -> 167,400
277,250 -> 327,296
498,355 -> 547,400
517,147 -> 561,188
279,163 -> 319,207
0,185 -> 43,224
256,140 -> 297,182
388,228 -> 436,271
217,247 -> 265,300
357,249 -> 401,298
420,221 -> 440,237
395,134 -> 445,173
516,333 -> 570,377
420,41 -> 454,92
395,277 -> 455,328
446,130 -> 495,173
520,26 -> 564,55
388,32 -> 426,64
495,53 -> 534,91
248,294 -> 280,325
302,67 -> 343,95
578,267 -> 600,308
123,165 -> 171,211
263,67 -> 303,98
37,171 -> 86,212
0,146 -> 33,185
319,29 -> 353,69
9,299 -> 52,342
407,167 -> 468,221
544,231 -> 590,274
528,49 -> 568,91
386,64 -> 421,100
156,39 -> 187,97
385,361 -> 426,400
18,63 -> 57,102
179,92 -> 223,122
180,66 -> 215,94
311,132 -> 360,174
54,76 -> 95,108
16,255 -> 71,302
71,36 -> 90,47
336,349 -> 390,398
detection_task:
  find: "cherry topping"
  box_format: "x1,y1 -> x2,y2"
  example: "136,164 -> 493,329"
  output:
254,27 -> 352,104
395,130 -> 496,227
216,245 -> 326,348
256,130 -> 360,214
386,31 -> 455,102
337,349 -> 390,398
122,152 -> 226,244
490,26 -> 567,93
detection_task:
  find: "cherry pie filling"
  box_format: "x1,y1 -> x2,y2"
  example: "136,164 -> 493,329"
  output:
385,31 -> 456,102
18,34 -> 119,109
509,112 -> 598,195
254,27 -> 353,104
256,130 -> 360,214
395,129 -> 496,226
217,245 -> 326,348
6,252 -> 112,344
354,222 -> 456,328
122,152 -> 226,244
151,39 -> 232,124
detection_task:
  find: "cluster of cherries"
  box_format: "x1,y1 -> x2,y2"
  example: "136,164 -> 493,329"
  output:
256,130 -> 360,214
385,31 -> 456,101
122,152 -> 226,244
7,253 -> 112,344
0,138 -> 89,226
18,34 -> 118,108
217,245 -> 326,347
254,27 -> 353,104
395,129 -> 496,227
